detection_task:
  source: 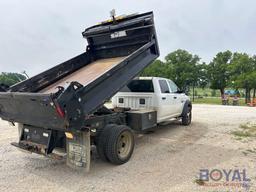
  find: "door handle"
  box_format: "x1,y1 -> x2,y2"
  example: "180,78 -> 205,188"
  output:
162,97 -> 166,100
173,96 -> 177,99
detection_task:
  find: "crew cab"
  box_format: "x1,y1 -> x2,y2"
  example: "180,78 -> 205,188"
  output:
112,77 -> 192,125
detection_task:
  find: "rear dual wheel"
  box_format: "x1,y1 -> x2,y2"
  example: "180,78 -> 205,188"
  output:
96,124 -> 134,165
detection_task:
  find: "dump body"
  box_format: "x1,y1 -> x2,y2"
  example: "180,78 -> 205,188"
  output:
0,12 -> 159,131
40,57 -> 126,94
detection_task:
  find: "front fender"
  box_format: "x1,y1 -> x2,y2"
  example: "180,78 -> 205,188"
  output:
181,100 -> 192,117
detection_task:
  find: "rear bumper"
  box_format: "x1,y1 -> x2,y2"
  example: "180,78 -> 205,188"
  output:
11,141 -> 64,160
12,125 -> 91,171
11,141 -> 47,155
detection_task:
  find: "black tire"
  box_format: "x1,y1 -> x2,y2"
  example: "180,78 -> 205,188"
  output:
182,105 -> 192,126
96,124 -> 116,162
105,125 -> 134,165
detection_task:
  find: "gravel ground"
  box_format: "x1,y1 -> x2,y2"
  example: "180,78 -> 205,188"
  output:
0,104 -> 255,192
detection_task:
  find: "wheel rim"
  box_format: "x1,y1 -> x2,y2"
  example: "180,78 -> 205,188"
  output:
117,131 -> 133,159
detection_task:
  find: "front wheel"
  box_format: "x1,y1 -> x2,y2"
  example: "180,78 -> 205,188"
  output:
181,105 -> 192,126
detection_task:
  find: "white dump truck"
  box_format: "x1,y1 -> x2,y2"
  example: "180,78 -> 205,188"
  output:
0,12 -> 191,171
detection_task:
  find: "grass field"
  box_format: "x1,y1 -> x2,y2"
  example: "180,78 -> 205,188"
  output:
188,87 -> 245,98
192,97 -> 221,105
192,97 -> 246,106
188,88 -> 221,97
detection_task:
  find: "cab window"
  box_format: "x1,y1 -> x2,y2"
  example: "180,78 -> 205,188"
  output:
168,80 -> 178,93
159,80 -> 170,93
120,80 -> 154,93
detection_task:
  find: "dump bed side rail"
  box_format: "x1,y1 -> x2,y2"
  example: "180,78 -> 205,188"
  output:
8,52 -> 92,93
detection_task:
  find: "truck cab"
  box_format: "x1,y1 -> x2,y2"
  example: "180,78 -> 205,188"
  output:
112,77 -> 191,124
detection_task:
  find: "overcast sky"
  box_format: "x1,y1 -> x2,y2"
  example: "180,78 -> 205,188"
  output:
0,0 -> 255,76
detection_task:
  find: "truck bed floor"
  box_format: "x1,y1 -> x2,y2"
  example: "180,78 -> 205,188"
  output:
40,57 -> 126,93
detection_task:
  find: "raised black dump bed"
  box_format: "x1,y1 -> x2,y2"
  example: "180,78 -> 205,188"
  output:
0,12 -> 159,170
0,12 -> 159,131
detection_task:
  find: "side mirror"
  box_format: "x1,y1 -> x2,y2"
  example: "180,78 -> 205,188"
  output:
176,90 -> 184,94
176,90 -> 189,95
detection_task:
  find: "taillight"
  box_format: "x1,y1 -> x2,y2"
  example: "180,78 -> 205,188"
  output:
119,98 -> 124,103
55,103 -> 65,118
139,98 -> 145,105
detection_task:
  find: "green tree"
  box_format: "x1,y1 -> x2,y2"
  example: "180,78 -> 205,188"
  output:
197,62 -> 209,88
140,59 -> 168,78
0,72 -> 27,86
248,71 -> 256,99
229,53 -> 256,103
164,49 -> 200,91
208,50 -> 232,97
142,50 -> 205,101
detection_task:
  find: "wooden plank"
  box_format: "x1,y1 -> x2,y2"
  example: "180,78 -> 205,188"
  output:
40,57 -> 126,93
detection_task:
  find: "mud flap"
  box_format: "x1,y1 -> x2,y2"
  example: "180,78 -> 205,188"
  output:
66,131 -> 90,172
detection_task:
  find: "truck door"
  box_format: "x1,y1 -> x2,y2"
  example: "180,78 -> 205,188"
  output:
158,79 -> 176,119
167,80 -> 183,115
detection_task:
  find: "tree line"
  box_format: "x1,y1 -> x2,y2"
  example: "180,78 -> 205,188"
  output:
141,49 -> 256,103
0,72 -> 27,87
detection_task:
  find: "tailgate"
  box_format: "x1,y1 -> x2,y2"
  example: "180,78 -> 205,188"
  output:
0,92 -> 66,130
